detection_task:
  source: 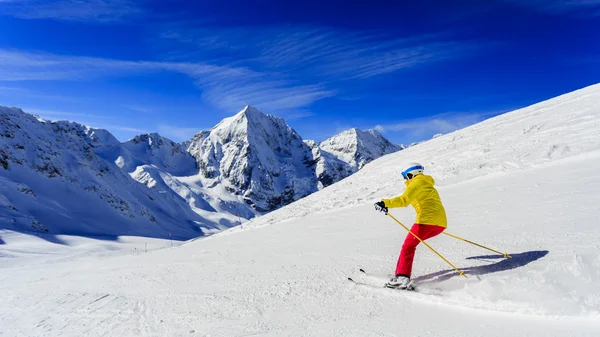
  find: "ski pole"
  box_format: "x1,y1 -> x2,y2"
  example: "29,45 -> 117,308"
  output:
443,232 -> 511,258
385,211 -> 467,278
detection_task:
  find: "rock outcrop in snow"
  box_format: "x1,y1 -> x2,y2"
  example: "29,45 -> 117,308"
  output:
185,107 -> 403,211
319,128 -> 403,170
304,139 -> 354,188
186,106 -> 317,212
307,128 -> 403,188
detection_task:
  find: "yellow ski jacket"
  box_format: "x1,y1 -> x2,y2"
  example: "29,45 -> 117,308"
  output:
382,174 -> 447,228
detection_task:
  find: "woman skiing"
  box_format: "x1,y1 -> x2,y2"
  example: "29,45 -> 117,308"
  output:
374,162 -> 447,289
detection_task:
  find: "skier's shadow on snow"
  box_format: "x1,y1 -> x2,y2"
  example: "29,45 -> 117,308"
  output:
413,250 -> 548,284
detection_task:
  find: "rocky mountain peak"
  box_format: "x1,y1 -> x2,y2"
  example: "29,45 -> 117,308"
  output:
186,106 -> 315,212
319,127 -> 401,170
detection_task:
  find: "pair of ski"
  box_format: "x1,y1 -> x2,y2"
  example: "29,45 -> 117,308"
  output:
348,268 -> 416,291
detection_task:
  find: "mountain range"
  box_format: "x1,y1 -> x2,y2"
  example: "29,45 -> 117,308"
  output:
0,105 -> 402,239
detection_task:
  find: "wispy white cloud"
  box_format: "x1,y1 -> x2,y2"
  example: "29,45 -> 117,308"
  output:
0,48 -> 330,113
157,124 -> 202,141
0,49 -> 254,81
259,29 -> 474,79
122,105 -> 153,114
374,110 -> 509,141
160,26 -> 481,80
199,81 -> 334,113
0,49 -> 122,80
0,85 -> 74,101
109,125 -> 147,134
0,0 -> 141,22
2,22 -> 489,117
154,25 -> 488,114
283,110 -> 315,120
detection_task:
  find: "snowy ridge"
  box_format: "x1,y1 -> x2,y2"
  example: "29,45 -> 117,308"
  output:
309,127 -> 403,188
183,106 -> 402,213
122,133 -> 197,176
319,128 -> 403,170
304,139 -> 355,188
0,104 -> 402,238
0,107 -> 216,239
186,106 -> 317,212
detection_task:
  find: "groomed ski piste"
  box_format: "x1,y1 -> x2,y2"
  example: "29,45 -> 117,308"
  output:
2,83 -> 600,336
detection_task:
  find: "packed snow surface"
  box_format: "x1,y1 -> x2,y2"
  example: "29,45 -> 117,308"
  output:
2,84 -> 600,336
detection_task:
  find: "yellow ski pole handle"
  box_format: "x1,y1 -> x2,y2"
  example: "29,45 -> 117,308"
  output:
385,212 -> 467,278
443,232 -> 512,258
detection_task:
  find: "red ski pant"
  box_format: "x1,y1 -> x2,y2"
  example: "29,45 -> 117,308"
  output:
395,223 -> 445,278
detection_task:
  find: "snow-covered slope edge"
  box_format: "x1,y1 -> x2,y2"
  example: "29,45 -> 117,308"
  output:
249,83 -> 600,228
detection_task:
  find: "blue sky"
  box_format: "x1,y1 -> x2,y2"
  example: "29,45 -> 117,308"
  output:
0,0 -> 599,145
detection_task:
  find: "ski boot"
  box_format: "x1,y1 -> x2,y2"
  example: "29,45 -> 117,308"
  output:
385,275 -> 414,290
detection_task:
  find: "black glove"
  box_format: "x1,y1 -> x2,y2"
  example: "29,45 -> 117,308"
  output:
374,201 -> 388,213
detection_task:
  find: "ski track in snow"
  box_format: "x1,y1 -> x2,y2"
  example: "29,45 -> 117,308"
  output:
2,84 -> 600,336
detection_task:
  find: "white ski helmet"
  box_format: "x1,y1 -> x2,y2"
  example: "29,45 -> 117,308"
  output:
401,162 -> 424,180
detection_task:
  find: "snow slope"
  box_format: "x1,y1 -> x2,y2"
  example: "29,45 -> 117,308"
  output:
252,83 -> 600,227
2,84 -> 600,336
122,133 -> 197,176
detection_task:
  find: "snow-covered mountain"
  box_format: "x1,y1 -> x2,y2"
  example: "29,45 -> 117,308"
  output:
122,133 -> 197,176
2,84 -> 600,337
304,139 -> 354,188
0,104 -> 401,239
307,128 -> 404,188
319,128 -> 403,170
186,106 -> 317,212
184,107 -> 403,211
0,107 -> 210,239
